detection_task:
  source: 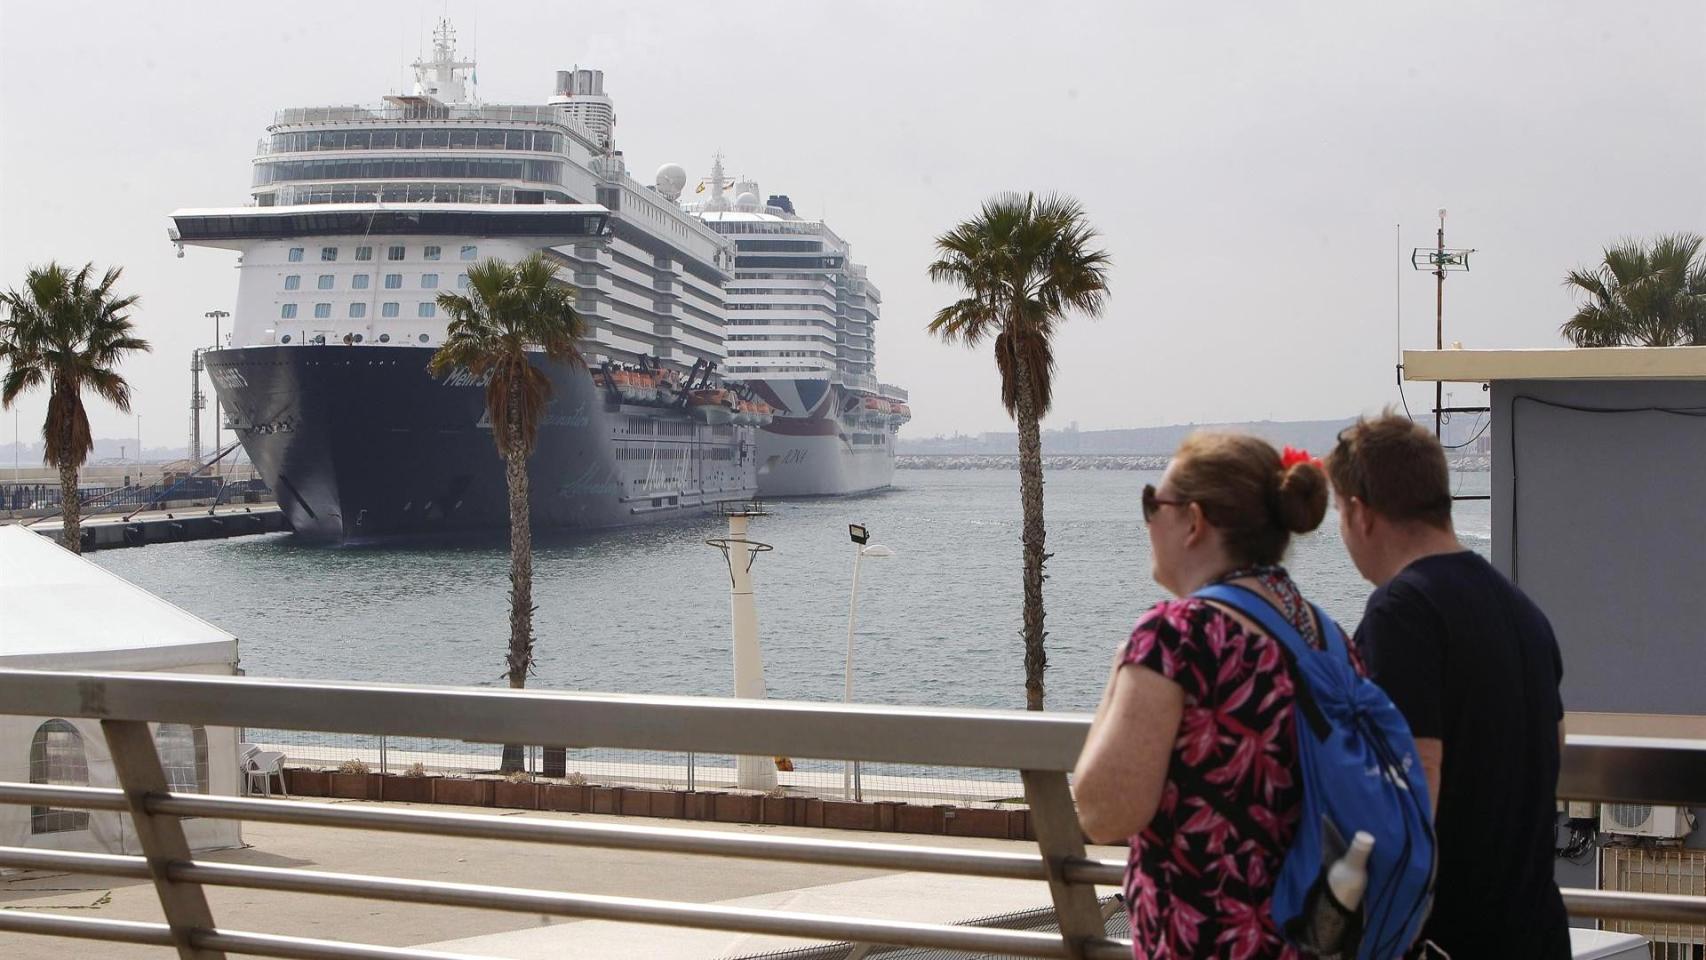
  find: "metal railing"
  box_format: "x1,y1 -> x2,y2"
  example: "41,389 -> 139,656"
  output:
0,669 -> 1702,960
0,669 -> 1127,960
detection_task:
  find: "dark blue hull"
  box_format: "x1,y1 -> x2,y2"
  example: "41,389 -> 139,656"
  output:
205,345 -> 757,541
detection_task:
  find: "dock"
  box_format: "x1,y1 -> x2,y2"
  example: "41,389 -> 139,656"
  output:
5,502 -> 287,550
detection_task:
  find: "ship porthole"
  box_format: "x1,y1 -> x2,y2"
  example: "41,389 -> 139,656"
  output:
281,335 -> 292,344
379,334 -> 390,343
418,333 -> 429,343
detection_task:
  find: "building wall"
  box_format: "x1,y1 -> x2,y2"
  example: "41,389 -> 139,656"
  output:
1489,377 -> 1706,900
1490,378 -> 1706,717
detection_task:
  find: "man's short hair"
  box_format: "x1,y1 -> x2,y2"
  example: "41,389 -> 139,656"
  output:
1326,412 -> 1453,529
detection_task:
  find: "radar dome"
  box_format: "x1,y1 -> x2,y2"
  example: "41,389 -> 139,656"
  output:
736,191 -> 760,210
655,163 -> 687,200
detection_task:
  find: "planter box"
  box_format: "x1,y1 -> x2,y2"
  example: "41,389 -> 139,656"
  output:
329,772 -> 382,800
874,801 -> 903,832
821,800 -> 878,831
618,789 -> 651,817
541,783 -> 590,813
589,786 -> 623,815
683,792 -> 720,821
946,807 -> 1011,839
631,789 -> 683,820
433,778 -> 493,807
759,795 -> 791,826
381,775 -> 438,804
1006,808 -> 1032,841
283,768 -> 327,797
712,793 -> 760,823
896,804 -> 946,835
494,780 -> 541,810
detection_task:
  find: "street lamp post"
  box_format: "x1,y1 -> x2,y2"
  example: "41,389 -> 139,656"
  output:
843,523 -> 895,800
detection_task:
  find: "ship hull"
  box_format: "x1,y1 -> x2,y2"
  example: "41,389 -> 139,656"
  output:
206,345 -> 757,541
745,378 -> 896,497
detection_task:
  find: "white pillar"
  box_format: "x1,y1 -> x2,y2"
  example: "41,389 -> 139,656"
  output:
725,512 -> 776,791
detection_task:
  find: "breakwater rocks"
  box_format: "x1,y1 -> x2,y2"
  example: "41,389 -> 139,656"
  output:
898,454 -> 1492,472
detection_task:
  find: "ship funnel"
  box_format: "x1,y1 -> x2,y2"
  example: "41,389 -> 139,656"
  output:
551,65 -> 615,147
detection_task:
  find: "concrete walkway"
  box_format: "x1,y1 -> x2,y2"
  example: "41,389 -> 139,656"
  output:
0,798 -> 1124,959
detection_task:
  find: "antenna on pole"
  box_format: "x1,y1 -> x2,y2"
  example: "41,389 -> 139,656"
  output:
1410,208 -> 1475,438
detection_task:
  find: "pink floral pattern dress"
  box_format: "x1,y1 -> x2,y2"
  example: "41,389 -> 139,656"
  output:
1120,584 -> 1361,960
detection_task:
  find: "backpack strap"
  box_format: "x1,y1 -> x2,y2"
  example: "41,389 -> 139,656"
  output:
1192,583 -> 1331,742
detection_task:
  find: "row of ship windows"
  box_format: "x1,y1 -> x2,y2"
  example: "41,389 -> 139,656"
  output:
263,184 -> 571,206
254,158 -> 563,187
270,129 -> 565,154
280,302 -> 438,320
624,417 -> 698,437
728,349 -> 834,358
727,302 -> 837,313
283,273 -> 468,291
286,244 -> 477,263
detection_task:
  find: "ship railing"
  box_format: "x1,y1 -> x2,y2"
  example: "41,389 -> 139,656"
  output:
0,670 -> 1701,960
272,104 -> 574,130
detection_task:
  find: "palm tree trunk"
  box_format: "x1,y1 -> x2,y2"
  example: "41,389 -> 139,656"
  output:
501,400 -> 534,774
58,404 -> 81,553
1012,357 -> 1048,711
59,460 -> 81,554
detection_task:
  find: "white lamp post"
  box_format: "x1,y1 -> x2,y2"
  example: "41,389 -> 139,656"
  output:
844,523 -> 894,799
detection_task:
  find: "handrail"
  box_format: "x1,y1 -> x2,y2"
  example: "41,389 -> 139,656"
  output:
0,669 -> 1092,771
0,784 -> 1125,886
1,668 -> 1704,957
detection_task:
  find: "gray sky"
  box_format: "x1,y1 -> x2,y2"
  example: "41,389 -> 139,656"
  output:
3,0 -> 1703,452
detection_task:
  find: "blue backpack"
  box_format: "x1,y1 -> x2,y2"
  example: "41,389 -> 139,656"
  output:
1193,583 -> 1436,960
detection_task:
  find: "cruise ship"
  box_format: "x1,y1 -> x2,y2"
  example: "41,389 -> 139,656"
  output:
170,23 -> 762,540
686,157 -> 910,496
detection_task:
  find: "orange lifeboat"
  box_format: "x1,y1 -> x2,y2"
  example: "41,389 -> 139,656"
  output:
689,389 -> 735,425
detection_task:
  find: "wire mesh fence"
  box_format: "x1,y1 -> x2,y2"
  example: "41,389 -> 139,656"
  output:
244,729 -> 1029,807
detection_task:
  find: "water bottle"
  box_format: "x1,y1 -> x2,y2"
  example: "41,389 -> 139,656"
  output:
1329,831 -> 1375,911
1304,830 -> 1375,957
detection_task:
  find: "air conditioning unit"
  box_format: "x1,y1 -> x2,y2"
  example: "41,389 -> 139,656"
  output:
1600,803 -> 1693,839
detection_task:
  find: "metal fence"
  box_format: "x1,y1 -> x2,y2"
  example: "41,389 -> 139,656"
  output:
0,669 -> 1704,960
247,729 -> 1026,805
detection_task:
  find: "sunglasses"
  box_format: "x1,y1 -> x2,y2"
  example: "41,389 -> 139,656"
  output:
1141,484 -> 1190,523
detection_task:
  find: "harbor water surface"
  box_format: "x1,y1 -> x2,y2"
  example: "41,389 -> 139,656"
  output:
94,468 -> 1491,715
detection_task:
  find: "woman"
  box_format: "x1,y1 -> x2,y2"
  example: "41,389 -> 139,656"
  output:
1075,432 -> 1352,959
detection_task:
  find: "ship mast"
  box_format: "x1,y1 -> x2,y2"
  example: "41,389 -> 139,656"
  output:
411,18 -> 476,104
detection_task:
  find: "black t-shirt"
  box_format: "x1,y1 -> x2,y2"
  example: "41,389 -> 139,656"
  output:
1354,551 -> 1569,959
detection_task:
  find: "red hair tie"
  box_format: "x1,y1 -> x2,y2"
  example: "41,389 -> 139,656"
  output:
1281,445 -> 1322,470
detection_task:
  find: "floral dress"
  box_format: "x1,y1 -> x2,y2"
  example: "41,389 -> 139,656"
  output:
1120,572 -> 1362,960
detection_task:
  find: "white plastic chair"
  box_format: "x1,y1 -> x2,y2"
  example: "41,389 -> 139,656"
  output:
240,745 -> 288,798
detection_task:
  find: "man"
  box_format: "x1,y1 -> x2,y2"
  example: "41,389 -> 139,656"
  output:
1327,414 -> 1569,958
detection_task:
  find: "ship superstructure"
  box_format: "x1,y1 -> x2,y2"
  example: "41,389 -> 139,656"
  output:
686,157 -> 909,496
171,21 -> 757,539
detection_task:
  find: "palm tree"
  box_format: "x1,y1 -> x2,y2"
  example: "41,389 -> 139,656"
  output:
1561,234 -> 1706,347
0,263 -> 149,553
427,253 -> 584,770
927,193 -> 1111,710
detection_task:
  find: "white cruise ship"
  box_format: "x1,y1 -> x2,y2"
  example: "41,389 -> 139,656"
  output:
169,21 -> 759,540
686,157 -> 909,497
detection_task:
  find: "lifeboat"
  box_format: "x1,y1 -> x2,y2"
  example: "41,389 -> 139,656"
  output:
689,389 -> 735,425
654,373 -> 678,406
888,402 -> 911,424
753,401 -> 774,427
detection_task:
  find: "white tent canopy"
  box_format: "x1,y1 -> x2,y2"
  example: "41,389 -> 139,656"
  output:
0,524 -> 242,856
